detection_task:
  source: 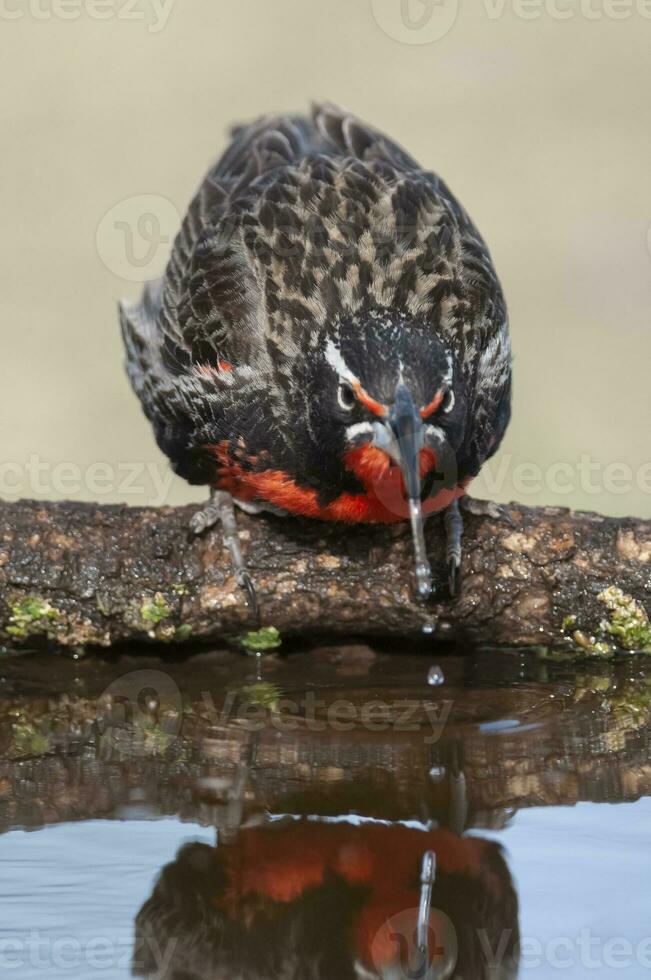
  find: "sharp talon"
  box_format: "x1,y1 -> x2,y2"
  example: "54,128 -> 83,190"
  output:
239,572 -> 260,625
189,514 -> 209,538
190,492 -> 258,624
500,506 -> 515,527
188,520 -> 204,541
447,559 -> 459,598
461,497 -> 514,525
487,502 -> 515,526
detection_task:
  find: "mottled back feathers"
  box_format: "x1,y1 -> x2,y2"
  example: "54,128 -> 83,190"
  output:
121,102 -> 510,498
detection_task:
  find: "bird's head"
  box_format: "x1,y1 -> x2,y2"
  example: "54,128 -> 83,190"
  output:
304,312 -> 468,596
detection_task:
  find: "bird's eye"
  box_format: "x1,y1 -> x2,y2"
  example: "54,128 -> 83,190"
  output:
442,389 -> 455,414
337,381 -> 356,411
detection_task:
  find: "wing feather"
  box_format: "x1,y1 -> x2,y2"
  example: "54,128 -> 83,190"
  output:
121,103 -> 510,482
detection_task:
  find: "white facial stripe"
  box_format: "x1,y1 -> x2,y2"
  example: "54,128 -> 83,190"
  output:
325,339 -> 360,386
444,353 -> 453,386
424,423 -> 446,444
345,422 -> 374,443
443,388 -> 455,413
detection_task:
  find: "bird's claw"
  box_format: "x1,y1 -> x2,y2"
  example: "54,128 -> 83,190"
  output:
461,497 -> 514,526
189,492 -> 259,624
188,505 -> 220,539
447,557 -> 460,598
238,570 -> 260,626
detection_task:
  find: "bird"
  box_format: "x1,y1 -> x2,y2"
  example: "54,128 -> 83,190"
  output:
133,821 -> 520,978
120,103 -> 512,609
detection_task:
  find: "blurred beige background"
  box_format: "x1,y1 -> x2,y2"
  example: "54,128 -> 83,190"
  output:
1,0 -> 649,517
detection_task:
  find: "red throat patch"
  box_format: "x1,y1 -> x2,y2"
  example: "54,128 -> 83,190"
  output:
207,441 -> 469,523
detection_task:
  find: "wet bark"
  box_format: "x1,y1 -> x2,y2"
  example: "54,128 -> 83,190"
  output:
0,497 -> 649,650
1,668 -> 649,832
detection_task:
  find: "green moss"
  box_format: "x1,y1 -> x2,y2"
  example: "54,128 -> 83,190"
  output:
172,584 -> 188,596
572,673 -> 651,729
554,587 -> 651,659
10,720 -> 50,757
140,593 -> 171,627
240,626 -> 282,652
237,683 -> 282,710
570,629 -> 614,658
610,679 -> 651,723
6,597 -> 60,639
141,724 -> 177,753
174,624 -> 193,642
598,587 -> 651,653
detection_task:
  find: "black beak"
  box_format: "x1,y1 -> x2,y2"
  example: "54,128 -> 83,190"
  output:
389,384 -> 433,598
389,384 -> 423,501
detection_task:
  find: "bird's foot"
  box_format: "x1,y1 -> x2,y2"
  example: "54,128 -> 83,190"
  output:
460,496 -> 514,525
443,500 -> 463,598
449,767 -> 469,835
188,499 -> 221,537
189,490 -> 259,624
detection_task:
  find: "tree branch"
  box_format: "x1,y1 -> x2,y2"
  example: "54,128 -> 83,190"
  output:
0,497 -> 649,650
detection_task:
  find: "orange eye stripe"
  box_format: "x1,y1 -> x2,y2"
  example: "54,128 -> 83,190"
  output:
352,382 -> 387,418
419,391 -> 444,419
196,360 -> 234,378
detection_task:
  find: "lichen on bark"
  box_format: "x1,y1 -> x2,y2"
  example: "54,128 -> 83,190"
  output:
0,498 -> 648,652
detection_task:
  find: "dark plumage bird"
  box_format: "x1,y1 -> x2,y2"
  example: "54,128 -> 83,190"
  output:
121,103 -> 511,603
133,822 -> 520,979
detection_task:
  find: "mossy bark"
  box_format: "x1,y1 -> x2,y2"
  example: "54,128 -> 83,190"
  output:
1,668 -> 649,832
0,498 -> 649,650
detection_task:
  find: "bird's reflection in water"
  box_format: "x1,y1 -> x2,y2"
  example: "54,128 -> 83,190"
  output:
133,819 -> 519,979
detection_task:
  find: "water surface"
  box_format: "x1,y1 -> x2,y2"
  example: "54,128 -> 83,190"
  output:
0,645 -> 649,978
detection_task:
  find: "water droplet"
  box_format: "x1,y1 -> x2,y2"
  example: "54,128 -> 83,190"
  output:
427,665 -> 445,686
479,718 -> 520,733
429,764 -> 447,781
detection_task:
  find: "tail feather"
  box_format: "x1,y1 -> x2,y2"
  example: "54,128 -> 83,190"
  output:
119,279 -> 165,397
311,101 -> 419,170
